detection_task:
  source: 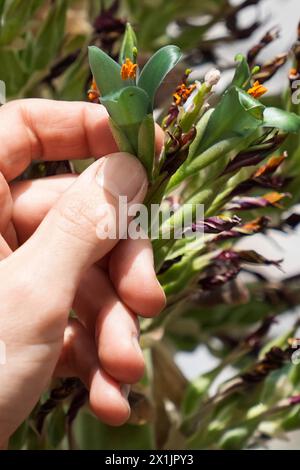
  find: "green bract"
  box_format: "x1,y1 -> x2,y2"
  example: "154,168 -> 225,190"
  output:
232,54 -> 251,89
88,32 -> 181,181
119,23 -> 137,64
263,107 -> 300,132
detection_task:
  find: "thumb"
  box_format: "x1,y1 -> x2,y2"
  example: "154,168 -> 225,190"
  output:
13,152 -> 148,301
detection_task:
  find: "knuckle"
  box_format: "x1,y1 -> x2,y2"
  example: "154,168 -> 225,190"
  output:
100,340 -> 145,383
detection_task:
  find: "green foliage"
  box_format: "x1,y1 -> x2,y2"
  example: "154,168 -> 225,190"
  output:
0,0 -> 264,102
101,86 -> 150,154
73,410 -> 154,450
29,0 -> 67,71
263,107 -> 300,133
83,29 -> 300,451
137,45 -> 181,106
232,54 -> 252,89
0,0 -> 43,46
138,114 -> 156,179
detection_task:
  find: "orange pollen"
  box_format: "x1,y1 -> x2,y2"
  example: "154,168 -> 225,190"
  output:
87,79 -> 100,102
121,58 -> 137,80
173,83 -> 196,106
247,80 -> 268,99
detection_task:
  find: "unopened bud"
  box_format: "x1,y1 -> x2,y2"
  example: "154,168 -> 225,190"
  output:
204,69 -> 221,87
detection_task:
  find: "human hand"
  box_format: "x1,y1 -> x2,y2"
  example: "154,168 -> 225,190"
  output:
0,99 -> 165,448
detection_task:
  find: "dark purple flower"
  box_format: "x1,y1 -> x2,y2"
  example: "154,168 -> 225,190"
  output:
191,215 -> 242,234
226,192 -> 289,211
241,346 -> 289,384
200,249 -> 282,290
214,216 -> 270,241
223,138 -> 286,175
93,0 -> 126,54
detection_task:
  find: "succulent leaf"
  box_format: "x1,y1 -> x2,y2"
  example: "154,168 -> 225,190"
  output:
138,45 -> 182,107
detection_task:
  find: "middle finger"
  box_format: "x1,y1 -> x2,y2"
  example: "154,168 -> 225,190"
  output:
73,265 -> 145,385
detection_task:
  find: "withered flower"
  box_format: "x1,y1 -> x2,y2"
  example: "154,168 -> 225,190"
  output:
199,249 -> 281,290
254,154 -> 287,178
237,216 -> 270,235
214,216 -> 270,241
223,135 -> 286,175
35,378 -> 82,434
253,53 -> 288,84
235,250 -> 282,267
244,316 -> 276,349
87,78 -> 100,102
173,82 -> 197,106
226,0 -> 262,40
191,215 -> 242,234
280,213 -> 300,230
247,27 -> 280,66
163,69 -> 194,128
161,126 -> 197,176
226,192 -> 289,211
241,346 -> 293,384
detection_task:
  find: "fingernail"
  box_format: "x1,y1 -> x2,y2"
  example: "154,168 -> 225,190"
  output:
96,153 -> 147,202
120,384 -> 131,399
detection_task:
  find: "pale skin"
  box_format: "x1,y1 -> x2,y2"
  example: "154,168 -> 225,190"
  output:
0,99 -> 166,448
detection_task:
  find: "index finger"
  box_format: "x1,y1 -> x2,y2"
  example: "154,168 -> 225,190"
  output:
0,99 -> 118,181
